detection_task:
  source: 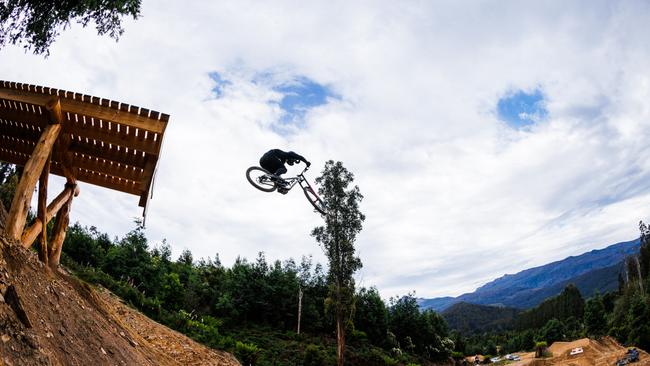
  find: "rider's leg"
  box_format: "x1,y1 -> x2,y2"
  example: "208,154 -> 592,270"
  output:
274,166 -> 287,176
260,156 -> 284,176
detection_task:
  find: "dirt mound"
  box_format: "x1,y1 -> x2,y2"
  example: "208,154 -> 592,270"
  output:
513,337 -> 650,366
0,235 -> 240,365
0,203 -> 6,232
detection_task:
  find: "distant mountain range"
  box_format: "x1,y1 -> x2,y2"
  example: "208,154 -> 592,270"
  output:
419,239 -> 639,311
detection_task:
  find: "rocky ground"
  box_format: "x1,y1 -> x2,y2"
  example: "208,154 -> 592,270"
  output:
0,233 -> 240,366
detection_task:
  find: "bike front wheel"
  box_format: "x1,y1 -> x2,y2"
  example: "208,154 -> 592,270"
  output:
303,187 -> 327,215
246,167 -> 277,192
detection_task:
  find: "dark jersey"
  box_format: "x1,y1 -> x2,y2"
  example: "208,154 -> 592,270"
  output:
262,149 -> 307,165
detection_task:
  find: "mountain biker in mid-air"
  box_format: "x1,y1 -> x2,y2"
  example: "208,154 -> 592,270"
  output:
259,149 -> 311,194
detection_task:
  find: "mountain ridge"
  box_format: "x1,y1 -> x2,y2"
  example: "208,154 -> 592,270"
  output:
419,239 -> 639,311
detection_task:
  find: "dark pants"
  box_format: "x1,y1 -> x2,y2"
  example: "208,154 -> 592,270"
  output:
260,154 -> 287,176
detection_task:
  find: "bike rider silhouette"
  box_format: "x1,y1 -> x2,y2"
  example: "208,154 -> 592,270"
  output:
259,149 -> 311,194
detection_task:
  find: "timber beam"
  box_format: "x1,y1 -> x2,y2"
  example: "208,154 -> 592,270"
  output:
37,156 -> 50,265
3,107 -> 61,241
21,184 -> 79,248
48,191 -> 74,268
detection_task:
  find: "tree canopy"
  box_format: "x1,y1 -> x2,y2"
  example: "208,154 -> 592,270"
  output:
0,0 -> 141,55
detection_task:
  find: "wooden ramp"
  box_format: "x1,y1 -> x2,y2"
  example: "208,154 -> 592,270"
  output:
0,81 -> 169,268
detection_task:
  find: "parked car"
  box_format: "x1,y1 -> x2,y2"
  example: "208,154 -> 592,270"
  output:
569,347 -> 584,355
504,353 -> 521,361
616,348 -> 640,366
627,348 -> 640,362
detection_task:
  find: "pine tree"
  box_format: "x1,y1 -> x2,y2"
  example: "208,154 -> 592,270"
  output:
311,161 -> 365,366
584,293 -> 607,338
627,294 -> 650,350
639,221 -> 650,280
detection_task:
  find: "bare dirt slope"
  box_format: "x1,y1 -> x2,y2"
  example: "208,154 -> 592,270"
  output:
0,204 -> 6,232
0,234 -> 240,366
512,337 -> 650,366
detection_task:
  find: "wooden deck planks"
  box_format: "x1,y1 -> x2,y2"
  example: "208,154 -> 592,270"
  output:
0,81 -> 168,208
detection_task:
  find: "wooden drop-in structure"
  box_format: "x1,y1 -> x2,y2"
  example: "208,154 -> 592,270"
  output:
0,81 -> 169,268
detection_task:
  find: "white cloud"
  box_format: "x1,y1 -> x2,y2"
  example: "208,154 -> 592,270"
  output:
2,0 -> 650,299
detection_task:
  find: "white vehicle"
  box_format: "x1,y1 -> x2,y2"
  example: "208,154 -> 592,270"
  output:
570,347 -> 584,356
491,357 -> 501,363
511,355 -> 521,361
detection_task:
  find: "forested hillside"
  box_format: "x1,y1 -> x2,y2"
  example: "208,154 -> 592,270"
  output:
441,302 -> 519,334
59,223 -> 454,366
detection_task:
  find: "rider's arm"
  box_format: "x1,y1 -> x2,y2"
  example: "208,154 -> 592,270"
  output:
287,151 -> 311,166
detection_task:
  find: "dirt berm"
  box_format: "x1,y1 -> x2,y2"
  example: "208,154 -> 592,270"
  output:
0,233 -> 240,366
512,337 -> 650,366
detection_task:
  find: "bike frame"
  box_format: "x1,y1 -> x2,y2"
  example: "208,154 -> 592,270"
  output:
281,166 -> 316,193
249,164 -> 327,215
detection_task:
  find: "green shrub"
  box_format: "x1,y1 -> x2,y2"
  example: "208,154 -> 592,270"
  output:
382,355 -> 399,366
360,348 -> 386,366
236,341 -> 260,366
303,344 -> 325,366
349,329 -> 368,342
482,354 -> 493,363
535,341 -> 548,358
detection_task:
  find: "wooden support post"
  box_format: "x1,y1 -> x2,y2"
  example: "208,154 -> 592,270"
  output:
37,156 -> 50,265
47,97 -> 77,184
3,123 -> 61,241
21,185 -> 78,248
49,185 -> 76,269
46,97 -> 64,124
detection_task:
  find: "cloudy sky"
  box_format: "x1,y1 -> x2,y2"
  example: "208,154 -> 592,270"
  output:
1,0 -> 650,299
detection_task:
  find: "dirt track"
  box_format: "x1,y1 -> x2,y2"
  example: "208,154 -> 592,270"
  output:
511,337 -> 650,366
0,235 -> 240,365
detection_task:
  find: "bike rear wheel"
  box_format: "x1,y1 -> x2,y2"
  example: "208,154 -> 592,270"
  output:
303,187 -> 327,215
246,167 -> 277,192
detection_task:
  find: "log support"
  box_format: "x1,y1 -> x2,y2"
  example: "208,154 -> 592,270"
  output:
49,98 -> 76,185
48,189 -> 74,269
21,184 -> 79,248
3,123 -> 61,241
37,156 -> 50,265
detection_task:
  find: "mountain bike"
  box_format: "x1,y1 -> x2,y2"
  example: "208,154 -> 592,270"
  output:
246,165 -> 327,215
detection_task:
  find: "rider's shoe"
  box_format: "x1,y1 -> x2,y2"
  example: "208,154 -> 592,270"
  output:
276,178 -> 289,188
277,187 -> 289,194
270,174 -> 285,184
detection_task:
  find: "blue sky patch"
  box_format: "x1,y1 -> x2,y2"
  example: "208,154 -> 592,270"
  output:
208,70 -> 337,134
497,89 -> 548,129
209,71 -> 232,97
273,76 -> 337,124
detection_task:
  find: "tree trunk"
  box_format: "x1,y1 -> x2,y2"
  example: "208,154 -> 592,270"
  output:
297,287 -> 303,335
337,315 -> 345,366
336,278 -> 345,366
